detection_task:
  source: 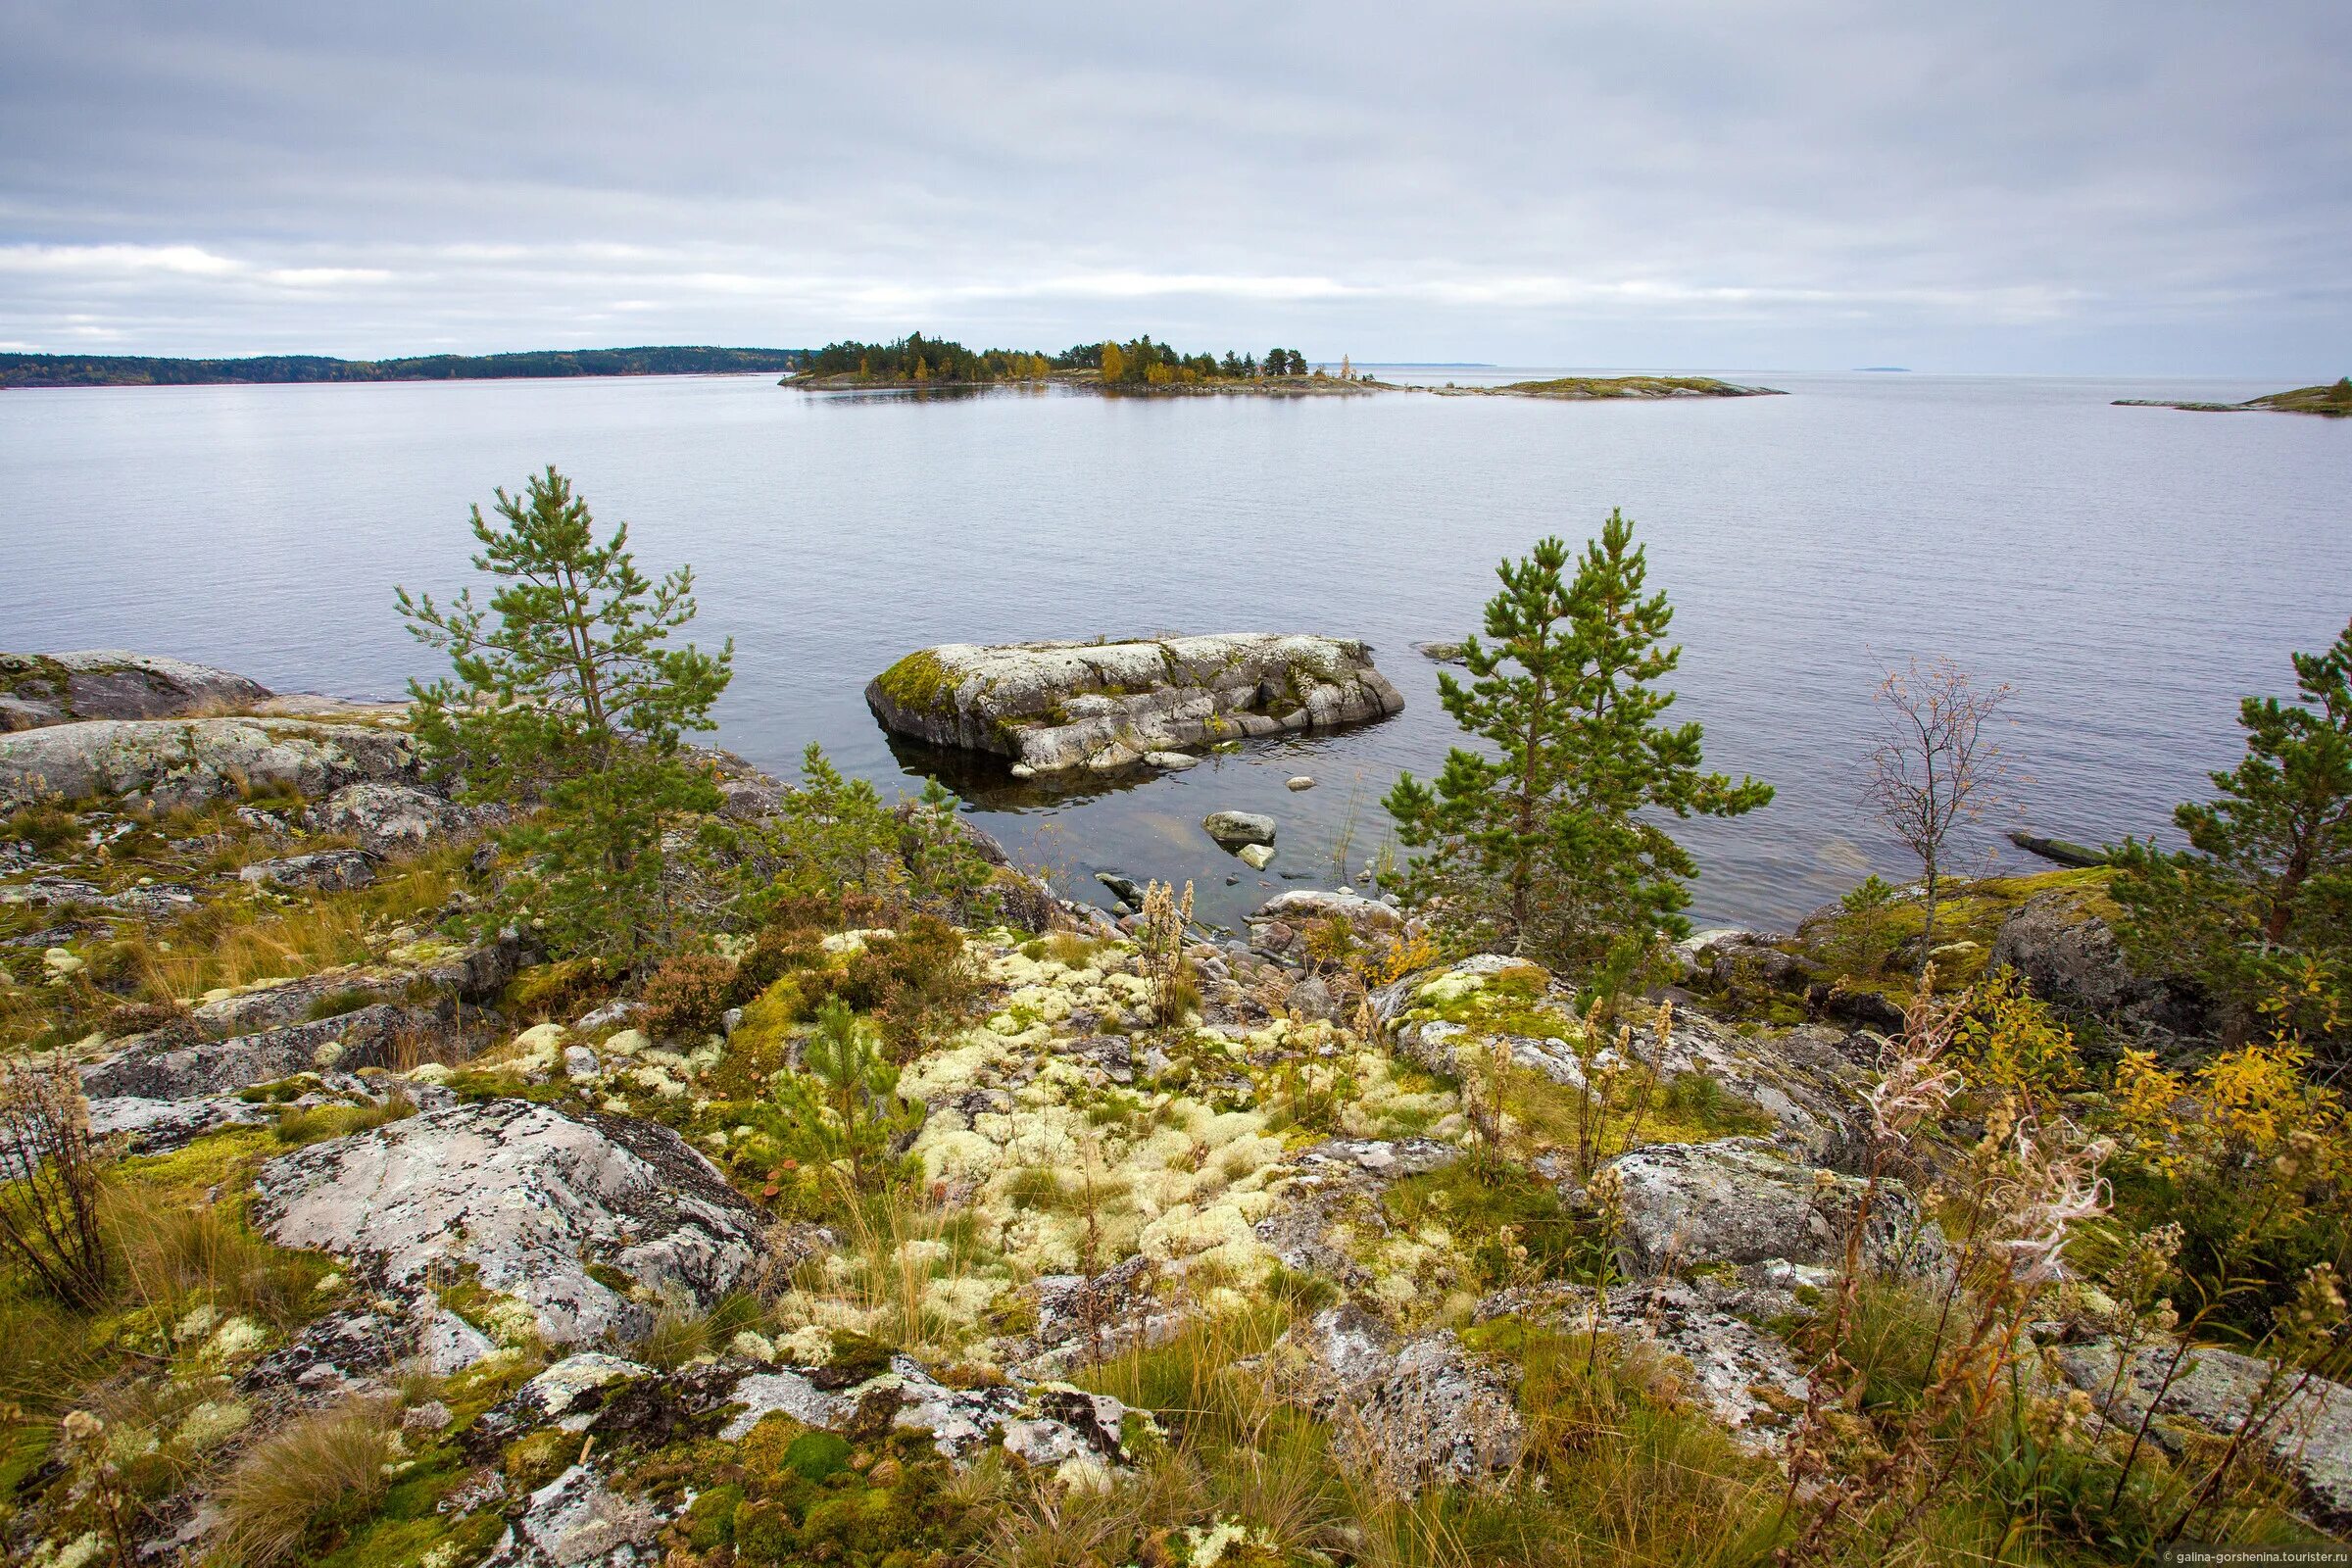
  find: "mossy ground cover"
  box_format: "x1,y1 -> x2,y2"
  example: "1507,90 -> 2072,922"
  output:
1788,865 -> 2117,1002
0,1125 -> 347,1535
5,796 -> 2340,1560
0,792 -> 477,1050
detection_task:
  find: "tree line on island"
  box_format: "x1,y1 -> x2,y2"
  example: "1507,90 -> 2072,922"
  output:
793,331 -> 1350,387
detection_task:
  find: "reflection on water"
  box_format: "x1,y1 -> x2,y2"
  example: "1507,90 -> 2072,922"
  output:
3,368 -> 2346,936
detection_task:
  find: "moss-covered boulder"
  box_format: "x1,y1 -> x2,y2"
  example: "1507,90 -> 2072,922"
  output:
864,633 -> 1403,776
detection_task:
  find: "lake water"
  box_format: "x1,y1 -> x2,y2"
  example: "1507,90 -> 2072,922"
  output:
4,368 -> 2346,936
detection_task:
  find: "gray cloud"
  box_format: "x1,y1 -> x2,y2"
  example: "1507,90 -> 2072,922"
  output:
1,0 -> 2346,370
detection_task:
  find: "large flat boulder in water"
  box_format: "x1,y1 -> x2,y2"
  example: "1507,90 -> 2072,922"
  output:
0,714 -> 416,809
866,634 -> 1403,775
252,1100 -> 768,1346
0,650 -> 272,732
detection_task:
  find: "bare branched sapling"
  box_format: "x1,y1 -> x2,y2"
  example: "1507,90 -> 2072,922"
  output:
1863,658 -> 2013,970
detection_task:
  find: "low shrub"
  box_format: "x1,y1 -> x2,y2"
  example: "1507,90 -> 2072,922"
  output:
831,915 -> 976,1061
733,922 -> 830,1000
0,1053 -> 112,1308
638,953 -> 740,1039
501,956 -> 612,1023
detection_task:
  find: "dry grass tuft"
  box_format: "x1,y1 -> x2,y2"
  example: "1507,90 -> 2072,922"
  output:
211,1396 -> 396,1567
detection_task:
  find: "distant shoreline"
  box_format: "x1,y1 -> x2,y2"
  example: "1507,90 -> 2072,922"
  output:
0,345 -> 805,390
2114,379 -> 2352,418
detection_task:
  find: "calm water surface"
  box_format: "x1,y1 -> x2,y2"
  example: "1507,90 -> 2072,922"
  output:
4,369 -> 2346,934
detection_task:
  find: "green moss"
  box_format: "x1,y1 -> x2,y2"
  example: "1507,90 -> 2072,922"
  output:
1386,1160 -> 1592,1285
0,653 -> 70,707
500,956 -> 611,1021
238,1076 -> 322,1104
733,1496 -> 797,1562
819,1330 -> 898,1386
585,1260 -> 636,1293
872,649 -> 957,714
687,1483 -> 746,1547
1651,1071 -> 1775,1142
778,1428 -> 853,1483
1798,866 -> 2119,999
270,1096 -> 416,1147
504,1427 -> 578,1491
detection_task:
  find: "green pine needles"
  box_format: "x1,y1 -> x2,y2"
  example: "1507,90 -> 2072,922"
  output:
1384,510 -> 1771,981
2112,615 -> 2352,1048
396,466 -> 734,960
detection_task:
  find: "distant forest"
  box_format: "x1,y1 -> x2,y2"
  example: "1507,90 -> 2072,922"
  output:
795,332 -> 1326,386
0,345 -> 806,389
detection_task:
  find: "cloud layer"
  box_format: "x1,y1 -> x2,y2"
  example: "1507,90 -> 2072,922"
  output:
2,1 -> 2345,371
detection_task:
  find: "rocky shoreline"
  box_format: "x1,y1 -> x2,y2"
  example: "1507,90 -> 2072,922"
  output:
0,648 -> 2344,1563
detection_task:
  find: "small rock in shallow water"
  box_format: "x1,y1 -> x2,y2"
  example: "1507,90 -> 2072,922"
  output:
1143,751 -> 1200,769
1237,844 -> 1275,870
1203,809 -> 1276,848
1286,775 -> 1314,791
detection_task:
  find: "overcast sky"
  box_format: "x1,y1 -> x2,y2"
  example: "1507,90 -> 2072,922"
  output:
2,2 -> 2346,373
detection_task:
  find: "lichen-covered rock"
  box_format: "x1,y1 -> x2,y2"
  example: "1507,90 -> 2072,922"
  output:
1690,930 -> 1820,990
185,931 -> 524,1037
488,1463 -> 662,1568
2057,1339 -> 2352,1529
1480,1279 -> 1811,1452
79,1003 -> 432,1101
237,849 -> 377,892
1988,891 -> 2205,1036
1379,956 -> 1874,1167
866,634 -> 1403,775
1602,1137 -> 1934,1277
1247,888 -> 1402,961
0,715 -> 416,809
1649,1010 -> 1875,1168
0,650 -> 272,732
1270,1305 -> 1524,1492
250,1100 -> 768,1346
310,780 -> 504,858
1023,1254 -> 1175,1371
83,1092 -> 273,1153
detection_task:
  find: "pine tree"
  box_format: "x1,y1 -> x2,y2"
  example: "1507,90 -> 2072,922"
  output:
397,466 -> 733,960
2113,617 -> 2352,1045
1385,511 -> 1772,979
